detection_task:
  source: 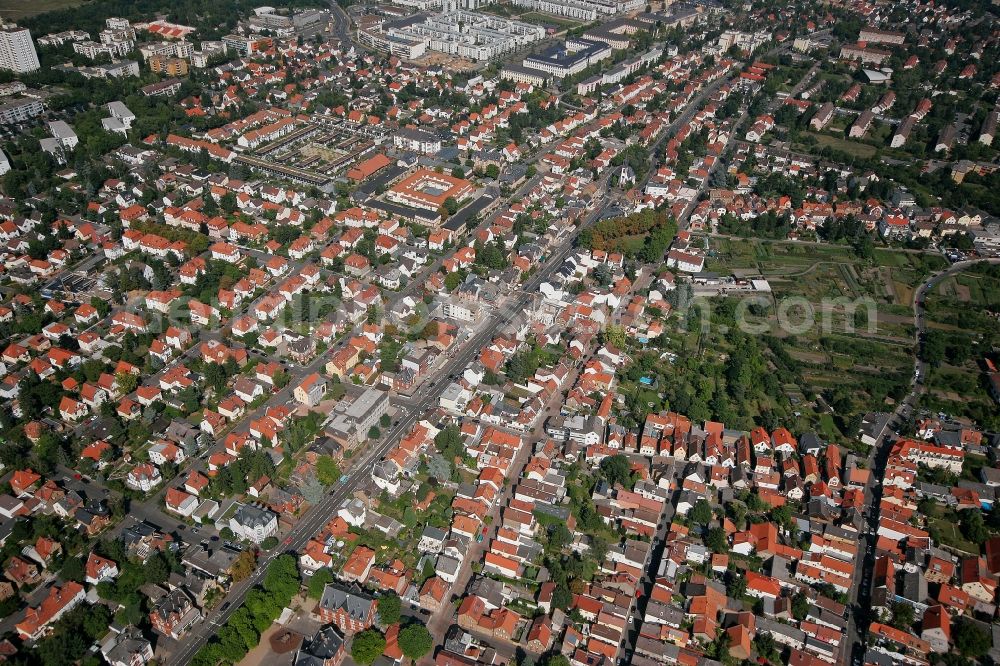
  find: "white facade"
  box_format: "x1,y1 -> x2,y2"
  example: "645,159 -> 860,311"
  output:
510,0 -> 598,21
394,128 -> 442,155
229,504 -> 279,543
48,121 -> 79,150
0,27 -> 39,73
441,298 -> 476,322
387,11 -> 544,62
0,98 -> 44,125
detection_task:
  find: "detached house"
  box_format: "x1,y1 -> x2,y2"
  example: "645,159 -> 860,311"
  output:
316,584 -> 378,635
150,589 -> 201,639
294,373 -> 327,407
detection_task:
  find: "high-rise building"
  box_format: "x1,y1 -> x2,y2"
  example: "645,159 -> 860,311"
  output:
0,26 -> 40,73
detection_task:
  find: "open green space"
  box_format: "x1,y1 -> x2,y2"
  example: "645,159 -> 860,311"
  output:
519,11 -> 584,28
0,0 -> 83,19
797,132 -> 878,159
918,262 -> 1000,429
928,516 -> 979,555
695,239 -> 950,438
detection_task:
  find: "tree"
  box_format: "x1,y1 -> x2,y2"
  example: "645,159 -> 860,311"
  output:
726,571 -> 746,599
376,592 -> 401,626
598,454 -> 633,489
316,457 -> 341,486
705,527 -> 728,553
959,508 -> 988,545
604,324 -> 625,349
889,602 -> 914,630
351,629 -> 386,666
426,453 -> 452,481
60,556 -> 85,583
308,568 -> 334,600
593,263 -> 613,286
791,591 -> 810,621
954,618 -> 991,657
689,499 -> 713,526
444,271 -> 462,291
115,371 -> 138,395
417,320 -> 439,340
263,554 -> 299,601
398,624 -> 433,661
220,191 -> 238,213
434,425 -> 465,462
552,584 -> 572,610
548,524 -> 573,552
230,551 -> 257,581
274,369 -> 291,388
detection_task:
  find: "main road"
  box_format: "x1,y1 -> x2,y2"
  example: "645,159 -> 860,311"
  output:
166,178 -> 619,665
169,31 -> 760,664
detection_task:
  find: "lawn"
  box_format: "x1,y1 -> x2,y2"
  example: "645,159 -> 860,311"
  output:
799,132 -> 878,159
927,515 -> 978,555
519,11 -> 583,28
0,0 -> 82,18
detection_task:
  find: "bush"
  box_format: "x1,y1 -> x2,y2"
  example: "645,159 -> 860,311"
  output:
261,536 -> 279,550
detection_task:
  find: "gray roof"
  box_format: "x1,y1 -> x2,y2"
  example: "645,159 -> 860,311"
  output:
421,525 -> 447,542
396,127 -> 439,142
436,555 -> 461,576
318,584 -> 375,620
300,625 -> 344,662
232,504 -> 276,529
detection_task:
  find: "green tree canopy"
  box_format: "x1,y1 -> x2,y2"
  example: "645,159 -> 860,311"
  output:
398,624 -> 433,660
689,499 -> 713,526
307,569 -> 334,600
954,618 -> 991,657
378,592 -> 401,626
351,629 -> 386,666
316,457 -> 341,486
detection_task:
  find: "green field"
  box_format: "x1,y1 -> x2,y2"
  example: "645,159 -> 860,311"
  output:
519,11 -> 584,28
0,0 -> 83,19
798,131 -> 878,159
701,238 -> 949,437
925,502 -> 980,555
928,516 -> 978,555
918,262 -> 1000,429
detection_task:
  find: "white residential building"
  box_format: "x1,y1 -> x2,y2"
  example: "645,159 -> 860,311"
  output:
0,26 -> 40,73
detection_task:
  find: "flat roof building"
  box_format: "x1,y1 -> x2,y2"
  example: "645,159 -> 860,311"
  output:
0,26 -> 39,73
522,38 -> 612,78
326,387 -> 390,446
